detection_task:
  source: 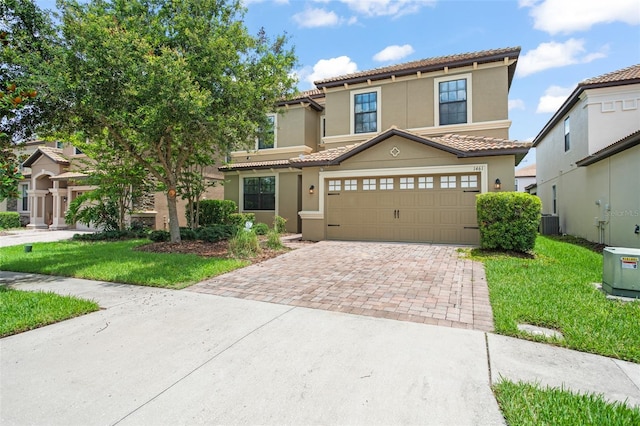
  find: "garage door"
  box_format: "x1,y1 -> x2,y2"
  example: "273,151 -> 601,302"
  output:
326,173 -> 480,244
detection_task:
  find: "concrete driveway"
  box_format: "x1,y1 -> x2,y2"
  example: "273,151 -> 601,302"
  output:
192,240 -> 494,331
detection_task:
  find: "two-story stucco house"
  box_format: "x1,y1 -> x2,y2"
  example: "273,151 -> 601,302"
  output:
533,64 -> 640,248
221,47 -> 531,245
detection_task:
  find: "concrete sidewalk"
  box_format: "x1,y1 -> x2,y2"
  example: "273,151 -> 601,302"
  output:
1,272 -> 639,426
0,229 -> 93,248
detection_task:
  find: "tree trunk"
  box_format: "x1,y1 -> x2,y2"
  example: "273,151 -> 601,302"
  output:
167,189 -> 181,242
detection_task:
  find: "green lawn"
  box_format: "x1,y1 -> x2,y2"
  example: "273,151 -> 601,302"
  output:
494,379 -> 640,426
472,235 -> 640,363
0,288 -> 100,337
0,239 -> 249,289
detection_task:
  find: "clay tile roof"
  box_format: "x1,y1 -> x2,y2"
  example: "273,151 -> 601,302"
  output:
515,163 -> 536,177
218,159 -> 293,171
580,64 -> 640,86
289,128 -> 530,167
51,171 -> 88,181
315,46 -> 521,88
22,146 -> 70,168
278,89 -> 325,110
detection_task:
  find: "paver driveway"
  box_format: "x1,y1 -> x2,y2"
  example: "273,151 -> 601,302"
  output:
190,240 -> 494,331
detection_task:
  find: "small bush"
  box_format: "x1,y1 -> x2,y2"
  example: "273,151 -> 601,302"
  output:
149,230 -> 170,242
196,225 -> 237,242
228,229 -> 261,258
228,213 -> 256,228
180,227 -> 198,241
72,230 -> 148,241
477,192 -> 541,253
253,222 -> 269,235
266,229 -> 283,250
196,200 -> 238,226
0,212 -> 20,229
274,215 -> 287,234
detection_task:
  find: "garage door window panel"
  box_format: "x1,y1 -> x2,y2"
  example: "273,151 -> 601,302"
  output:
380,178 -> 394,190
418,176 -> 434,189
400,177 -> 414,189
440,176 -> 457,189
243,176 -> 275,210
363,179 -> 377,190
328,180 -> 341,191
344,179 -> 357,191
461,175 -> 477,188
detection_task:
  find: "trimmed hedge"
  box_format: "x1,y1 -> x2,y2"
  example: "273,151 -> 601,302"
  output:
196,200 -> 238,226
228,212 -> 256,228
0,212 -> 20,229
477,192 -> 541,253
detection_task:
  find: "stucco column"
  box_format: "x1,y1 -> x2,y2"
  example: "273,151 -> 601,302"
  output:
26,189 -> 49,229
49,187 -> 69,230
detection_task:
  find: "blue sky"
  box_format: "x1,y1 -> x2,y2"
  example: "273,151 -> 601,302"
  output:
35,0 -> 640,166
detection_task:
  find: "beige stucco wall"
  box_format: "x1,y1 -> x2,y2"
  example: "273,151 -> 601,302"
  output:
323,64 -> 510,140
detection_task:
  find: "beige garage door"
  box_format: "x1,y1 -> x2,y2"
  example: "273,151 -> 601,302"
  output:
326,174 -> 480,244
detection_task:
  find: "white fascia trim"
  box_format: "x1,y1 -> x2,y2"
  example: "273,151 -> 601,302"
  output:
434,72 -> 473,128
303,163 -> 488,220
350,86 -> 382,135
237,171 -> 279,216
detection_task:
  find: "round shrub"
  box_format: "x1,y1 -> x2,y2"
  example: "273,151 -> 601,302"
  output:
149,230 -> 170,242
253,222 -> 269,235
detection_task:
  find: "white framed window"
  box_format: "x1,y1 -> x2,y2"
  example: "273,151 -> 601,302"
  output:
418,176 -> 434,189
350,87 -> 381,135
564,117 -> 570,152
328,179 -> 341,191
461,175 -> 478,188
399,177 -> 414,189
440,176 -> 456,188
363,178 -> 376,190
434,73 -> 472,127
20,184 -> 29,211
257,113 -> 277,150
380,178 -> 394,190
344,179 -> 357,191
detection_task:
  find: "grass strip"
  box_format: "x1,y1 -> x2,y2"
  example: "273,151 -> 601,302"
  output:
493,379 -> 640,426
471,235 -> 640,363
0,240 -> 249,289
0,288 -> 100,337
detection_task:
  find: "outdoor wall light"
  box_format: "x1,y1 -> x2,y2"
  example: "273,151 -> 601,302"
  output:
62,196 -> 68,203
309,185 -> 315,195
494,178 -> 502,190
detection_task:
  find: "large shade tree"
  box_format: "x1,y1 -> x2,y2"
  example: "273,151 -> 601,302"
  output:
0,0 -> 58,201
52,0 -> 297,242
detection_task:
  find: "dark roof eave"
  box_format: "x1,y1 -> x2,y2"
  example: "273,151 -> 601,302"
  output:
533,79 -> 640,147
458,147 -> 531,158
316,48 -> 521,89
576,130 -> 640,166
276,97 -> 324,111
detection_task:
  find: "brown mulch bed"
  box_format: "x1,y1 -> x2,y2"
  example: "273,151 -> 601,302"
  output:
134,239 -> 291,263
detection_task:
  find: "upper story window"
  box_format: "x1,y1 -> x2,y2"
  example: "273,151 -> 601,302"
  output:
257,114 -> 276,150
435,73 -> 472,126
74,146 -> 83,155
56,141 -> 64,149
351,87 -> 381,134
564,117 -> 570,152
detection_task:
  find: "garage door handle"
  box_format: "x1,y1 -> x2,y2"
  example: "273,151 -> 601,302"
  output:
328,224 -> 340,227
463,190 -> 480,193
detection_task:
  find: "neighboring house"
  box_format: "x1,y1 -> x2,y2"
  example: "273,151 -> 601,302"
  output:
515,163 -> 536,192
533,64 -> 640,248
221,47 -> 531,244
4,141 -> 224,230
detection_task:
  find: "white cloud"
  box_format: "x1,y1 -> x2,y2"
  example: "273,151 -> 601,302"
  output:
298,56 -> 359,87
373,44 -> 414,62
509,99 -> 526,111
536,85 -> 573,113
520,0 -> 640,35
339,0 -> 434,18
517,39 -> 608,77
292,8 -> 340,28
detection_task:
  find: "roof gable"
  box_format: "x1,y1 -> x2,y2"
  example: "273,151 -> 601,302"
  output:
289,128 -> 531,167
22,147 -> 70,168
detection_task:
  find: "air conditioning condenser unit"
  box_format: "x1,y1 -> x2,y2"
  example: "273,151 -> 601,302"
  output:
602,247 -> 640,298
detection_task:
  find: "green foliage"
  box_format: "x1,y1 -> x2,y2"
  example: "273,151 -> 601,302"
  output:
273,215 -> 287,234
196,225 -> 237,242
477,192 -> 541,253
71,229 -> 148,241
64,190 -> 119,231
0,288 -> 100,338
196,199 -> 238,226
494,379 -> 640,426
228,228 -> 261,258
0,212 -> 20,229
180,227 -> 198,241
0,240 -> 248,288
149,230 -> 170,242
228,212 -> 256,228
266,229 -> 283,250
473,236 -> 640,362
253,222 -> 269,235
